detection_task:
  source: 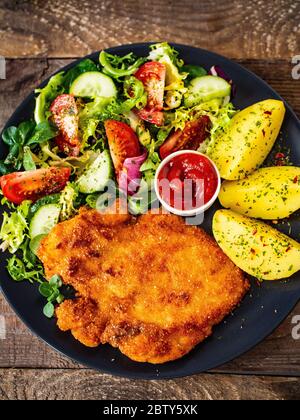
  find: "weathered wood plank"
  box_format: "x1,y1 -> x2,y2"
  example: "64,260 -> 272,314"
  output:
0,0 -> 299,59
0,293 -> 80,368
1,292 -> 300,374
0,369 -> 299,400
0,59 -> 74,128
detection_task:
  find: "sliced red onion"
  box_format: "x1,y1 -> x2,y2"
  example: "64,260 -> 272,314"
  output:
118,150 -> 148,196
209,65 -> 237,97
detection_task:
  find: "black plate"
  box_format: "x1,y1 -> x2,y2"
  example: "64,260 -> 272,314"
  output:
1,43 -> 300,379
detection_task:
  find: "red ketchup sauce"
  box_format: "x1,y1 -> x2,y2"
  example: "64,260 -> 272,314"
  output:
158,153 -> 219,211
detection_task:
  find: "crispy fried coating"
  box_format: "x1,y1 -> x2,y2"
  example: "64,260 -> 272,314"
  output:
38,206 -> 249,364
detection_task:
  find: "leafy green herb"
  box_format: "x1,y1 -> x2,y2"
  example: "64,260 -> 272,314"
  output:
59,182 -> 79,220
7,252 -> 43,283
43,302 -> 55,318
26,121 -> 57,146
99,51 -> 146,80
4,143 -> 23,170
208,102 -> 237,147
23,146 -> 36,171
39,274 -> 64,318
7,256 -> 27,281
20,238 -> 38,268
2,126 -> 21,146
1,195 -> 14,209
18,121 -> 36,144
181,64 -> 207,83
0,161 -> 9,175
1,120 -> 56,172
2,122 -> 36,171
4,214 -> 63,317
49,274 -> 63,288
148,42 -> 184,67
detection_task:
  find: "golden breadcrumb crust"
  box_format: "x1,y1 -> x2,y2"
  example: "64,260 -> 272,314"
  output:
38,207 -> 249,364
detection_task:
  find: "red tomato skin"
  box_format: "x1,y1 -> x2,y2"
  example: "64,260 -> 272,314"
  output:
50,94 -> 80,156
159,116 -> 211,160
104,120 -> 141,174
0,167 -> 71,204
135,62 -> 166,126
137,108 -> 164,126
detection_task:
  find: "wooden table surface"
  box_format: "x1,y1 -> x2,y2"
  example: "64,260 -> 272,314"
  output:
0,0 -> 300,401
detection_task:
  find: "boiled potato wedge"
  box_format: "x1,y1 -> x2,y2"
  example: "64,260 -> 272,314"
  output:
213,209 -> 300,280
207,99 -> 285,180
219,166 -> 300,220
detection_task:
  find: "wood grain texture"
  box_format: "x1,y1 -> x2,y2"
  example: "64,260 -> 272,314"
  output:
0,59 -> 74,128
0,369 -> 300,400
0,0 -> 299,59
0,58 -> 300,376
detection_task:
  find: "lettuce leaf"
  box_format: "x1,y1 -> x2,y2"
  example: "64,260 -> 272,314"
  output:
59,182 -> 79,220
148,42 -> 184,68
148,42 -> 187,109
78,97 -> 112,146
0,200 -> 31,253
99,51 -> 145,81
34,72 -> 65,124
121,76 -> 147,112
23,146 -> 36,171
7,236 -> 44,283
209,102 -> 237,143
79,78 -> 146,148
159,100 -> 237,154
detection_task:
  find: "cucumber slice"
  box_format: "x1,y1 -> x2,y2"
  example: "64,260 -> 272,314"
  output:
77,150 -> 113,194
29,204 -> 61,239
184,75 -> 231,108
34,93 -> 46,124
29,234 -> 47,255
69,71 -> 117,98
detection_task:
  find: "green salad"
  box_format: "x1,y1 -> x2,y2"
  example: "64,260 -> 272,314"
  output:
0,42 -> 236,316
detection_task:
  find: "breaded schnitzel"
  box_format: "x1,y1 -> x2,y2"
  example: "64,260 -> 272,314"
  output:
38,206 -> 249,364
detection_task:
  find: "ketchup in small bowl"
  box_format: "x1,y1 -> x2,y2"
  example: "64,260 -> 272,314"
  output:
155,151 -> 221,216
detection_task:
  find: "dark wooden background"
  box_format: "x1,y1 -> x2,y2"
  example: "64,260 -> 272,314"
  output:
0,0 -> 300,400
